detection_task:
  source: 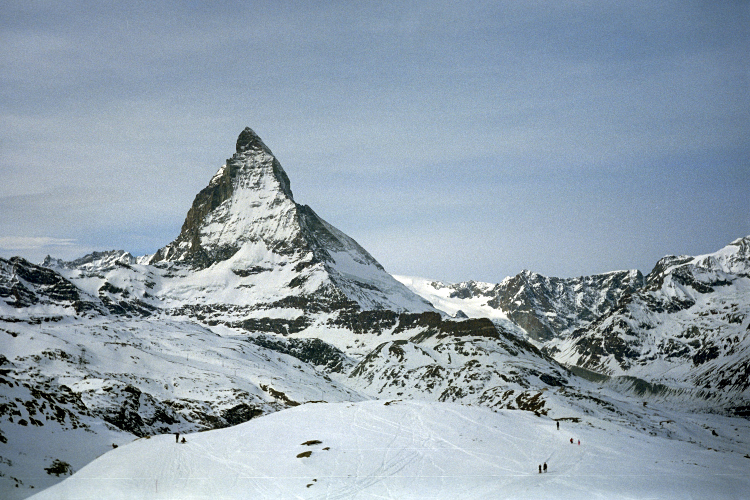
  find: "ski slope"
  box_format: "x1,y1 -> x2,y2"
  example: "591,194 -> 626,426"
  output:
29,401 -> 749,499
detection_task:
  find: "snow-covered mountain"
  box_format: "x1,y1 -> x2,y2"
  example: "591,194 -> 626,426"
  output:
397,268 -> 644,341
149,126 -> 433,315
2,127 -> 749,499
399,238 -> 750,410
0,312 -> 368,496
0,128 -> 578,498
548,236 -> 750,407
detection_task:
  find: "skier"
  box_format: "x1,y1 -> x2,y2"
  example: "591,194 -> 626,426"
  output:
556,421 -> 559,430
538,464 -> 542,474
181,437 -> 187,444
175,432 -> 179,443
570,438 -> 573,444
543,462 -> 547,473
578,439 -> 580,445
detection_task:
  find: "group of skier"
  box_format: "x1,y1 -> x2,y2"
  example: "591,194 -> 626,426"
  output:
539,420 -> 580,473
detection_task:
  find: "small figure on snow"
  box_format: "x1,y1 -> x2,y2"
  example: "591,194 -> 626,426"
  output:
570,438 -> 573,444
556,421 -> 559,430
175,432 -> 180,443
538,464 -> 542,474
543,462 -> 547,473
577,439 -> 580,445
181,437 -> 187,444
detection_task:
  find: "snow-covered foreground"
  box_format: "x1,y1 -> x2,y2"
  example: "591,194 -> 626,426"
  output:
29,401 -> 749,500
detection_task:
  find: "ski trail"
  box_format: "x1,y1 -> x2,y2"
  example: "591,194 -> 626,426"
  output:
310,403 -> 422,500
440,403 -> 563,475
186,437 -> 285,499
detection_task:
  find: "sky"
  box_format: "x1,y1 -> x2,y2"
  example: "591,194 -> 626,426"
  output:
1,1 -> 748,283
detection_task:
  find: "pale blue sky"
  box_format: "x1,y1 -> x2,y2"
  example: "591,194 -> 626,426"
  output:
1,1 -> 748,282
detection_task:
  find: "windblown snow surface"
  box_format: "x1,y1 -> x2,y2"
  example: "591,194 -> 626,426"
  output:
28,400 -> 750,500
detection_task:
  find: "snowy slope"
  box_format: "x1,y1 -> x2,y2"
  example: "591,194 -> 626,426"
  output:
0,315 -> 362,498
28,401 -> 750,500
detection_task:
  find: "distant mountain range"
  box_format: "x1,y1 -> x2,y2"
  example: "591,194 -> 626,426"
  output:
2,128 -> 748,499
397,236 -> 750,409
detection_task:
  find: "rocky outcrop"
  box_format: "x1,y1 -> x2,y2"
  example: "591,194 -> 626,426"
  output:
551,236 -> 750,403
0,257 -> 103,315
248,334 -> 351,373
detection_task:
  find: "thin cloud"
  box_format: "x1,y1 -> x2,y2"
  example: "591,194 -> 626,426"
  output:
1,1 -> 747,281
0,236 -> 77,251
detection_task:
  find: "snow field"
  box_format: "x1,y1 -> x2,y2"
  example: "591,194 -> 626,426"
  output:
28,401 -> 750,499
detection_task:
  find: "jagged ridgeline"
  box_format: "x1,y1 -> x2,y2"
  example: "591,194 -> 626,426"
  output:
2,127 -> 749,499
2,127 -> 549,497
399,236 -> 750,408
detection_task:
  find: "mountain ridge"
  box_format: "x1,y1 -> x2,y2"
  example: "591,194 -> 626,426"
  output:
1,127 -> 748,499
398,236 -> 750,407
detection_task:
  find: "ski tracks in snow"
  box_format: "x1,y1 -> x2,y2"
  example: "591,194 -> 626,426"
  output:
312,403 -> 422,499
311,401 -> 532,499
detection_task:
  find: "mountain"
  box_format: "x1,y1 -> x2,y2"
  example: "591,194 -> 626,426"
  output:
0,256 -> 597,498
2,127 -> 749,499
149,126 -> 433,315
0,128 -> 576,499
399,238 -> 750,410
547,236 -> 750,408
397,269 -> 644,341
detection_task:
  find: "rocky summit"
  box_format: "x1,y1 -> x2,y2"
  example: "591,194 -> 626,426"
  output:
147,127 -> 432,315
150,127 -> 294,268
1,128 -> 749,499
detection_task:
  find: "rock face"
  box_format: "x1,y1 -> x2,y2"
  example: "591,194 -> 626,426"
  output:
547,237 -> 750,404
149,127 -> 433,314
397,269 -> 644,342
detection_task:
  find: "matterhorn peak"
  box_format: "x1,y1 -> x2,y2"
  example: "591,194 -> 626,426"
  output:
150,127 -> 297,267
148,127 -> 435,312
235,126 -> 271,154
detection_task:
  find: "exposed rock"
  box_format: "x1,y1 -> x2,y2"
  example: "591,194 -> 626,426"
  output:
552,236 -> 750,402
